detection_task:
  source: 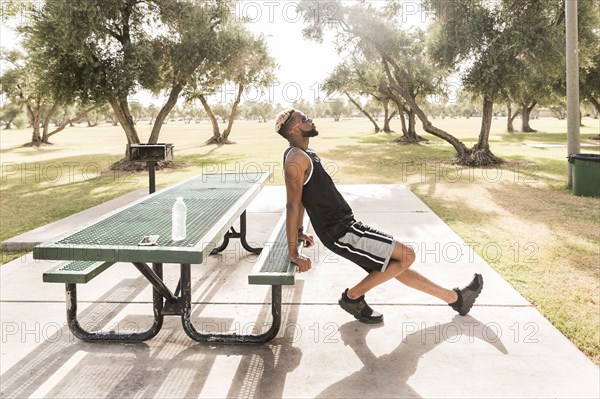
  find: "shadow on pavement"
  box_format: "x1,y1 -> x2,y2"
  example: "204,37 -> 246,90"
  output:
316,315 -> 508,398
0,275 -> 305,398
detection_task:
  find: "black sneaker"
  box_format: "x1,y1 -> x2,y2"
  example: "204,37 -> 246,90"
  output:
450,274 -> 484,316
338,289 -> 383,324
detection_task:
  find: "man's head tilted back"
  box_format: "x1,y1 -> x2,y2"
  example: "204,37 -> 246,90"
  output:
274,108 -> 296,139
274,108 -> 318,141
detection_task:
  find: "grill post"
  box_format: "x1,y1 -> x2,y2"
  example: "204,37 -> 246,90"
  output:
126,144 -> 173,195
148,161 -> 156,194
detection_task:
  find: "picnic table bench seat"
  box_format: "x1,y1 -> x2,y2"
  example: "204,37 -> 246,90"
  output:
248,212 -> 302,286
43,260 -> 114,284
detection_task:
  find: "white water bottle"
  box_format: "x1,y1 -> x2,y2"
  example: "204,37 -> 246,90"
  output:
171,197 -> 187,241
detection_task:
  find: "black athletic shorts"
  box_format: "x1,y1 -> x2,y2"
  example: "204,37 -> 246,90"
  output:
324,221 -> 396,273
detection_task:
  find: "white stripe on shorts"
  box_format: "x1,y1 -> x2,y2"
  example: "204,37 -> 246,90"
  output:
333,241 -> 386,266
350,224 -> 394,243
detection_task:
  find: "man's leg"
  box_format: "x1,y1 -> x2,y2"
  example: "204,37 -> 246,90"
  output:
346,242 -> 417,299
341,240 -> 483,322
395,269 -> 458,303
388,242 -> 484,313
339,241 -> 414,323
347,242 -> 458,304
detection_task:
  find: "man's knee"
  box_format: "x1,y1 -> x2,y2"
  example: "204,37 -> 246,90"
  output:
404,246 -> 416,265
392,242 -> 416,266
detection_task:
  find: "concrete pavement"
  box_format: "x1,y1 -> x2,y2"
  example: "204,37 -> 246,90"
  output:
1,185 -> 598,398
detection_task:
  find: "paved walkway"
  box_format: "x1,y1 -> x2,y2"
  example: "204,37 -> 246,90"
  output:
1,185 -> 598,398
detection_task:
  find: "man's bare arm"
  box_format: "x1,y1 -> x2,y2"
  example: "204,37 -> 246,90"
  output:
284,150 -> 312,272
297,203 -> 305,232
296,202 -> 315,249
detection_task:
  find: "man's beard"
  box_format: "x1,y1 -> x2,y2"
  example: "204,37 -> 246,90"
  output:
302,128 -> 319,138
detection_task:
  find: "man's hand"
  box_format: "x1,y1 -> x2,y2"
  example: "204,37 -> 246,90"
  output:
290,253 -> 312,273
298,233 -> 315,248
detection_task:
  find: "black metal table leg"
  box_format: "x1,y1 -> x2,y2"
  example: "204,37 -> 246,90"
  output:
65,263 -> 164,341
211,211 -> 262,255
239,211 -> 262,254
180,263 -> 282,343
210,235 -> 231,255
132,262 -> 177,302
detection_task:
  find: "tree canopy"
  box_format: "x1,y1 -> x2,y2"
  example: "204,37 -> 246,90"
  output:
300,0 -> 501,165
22,0 -> 235,148
185,22 -> 276,144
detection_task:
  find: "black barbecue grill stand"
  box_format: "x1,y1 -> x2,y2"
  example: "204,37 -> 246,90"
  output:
126,144 -> 174,194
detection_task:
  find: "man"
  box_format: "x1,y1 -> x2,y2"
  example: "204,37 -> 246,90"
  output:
275,108 -> 483,324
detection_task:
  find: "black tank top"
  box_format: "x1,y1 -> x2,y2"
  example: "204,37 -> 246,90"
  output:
284,147 -> 354,243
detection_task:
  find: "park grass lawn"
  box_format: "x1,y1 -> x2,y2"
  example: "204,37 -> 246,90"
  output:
1,115 -> 599,364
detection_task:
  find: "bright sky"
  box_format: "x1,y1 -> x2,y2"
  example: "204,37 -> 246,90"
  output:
0,0 -> 432,106
228,0 -> 432,106
214,1 -> 342,106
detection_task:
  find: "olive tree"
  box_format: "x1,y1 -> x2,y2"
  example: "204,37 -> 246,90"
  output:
186,24 -> 275,144
0,50 -> 95,145
300,0 -> 500,165
23,0 -> 234,152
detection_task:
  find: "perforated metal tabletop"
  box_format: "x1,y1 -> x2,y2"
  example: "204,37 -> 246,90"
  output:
33,172 -> 270,264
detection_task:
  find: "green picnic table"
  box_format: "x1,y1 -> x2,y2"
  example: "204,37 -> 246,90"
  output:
33,172 -> 301,344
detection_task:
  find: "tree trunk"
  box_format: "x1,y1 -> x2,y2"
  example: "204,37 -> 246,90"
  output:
108,97 -> 140,144
30,124 -> 42,146
398,105 -> 408,135
521,102 -> 537,132
382,56 -> 470,160
383,83 -> 424,143
199,94 -> 222,145
471,98 -> 503,166
389,100 -> 423,143
222,84 -> 244,142
406,108 -> 418,140
44,105 -> 96,141
589,96 -> 600,115
383,108 -> 396,133
383,105 -> 389,132
41,103 -> 58,144
30,112 -> 42,146
148,84 -> 183,144
25,100 -> 42,147
345,91 -> 380,132
507,103 -> 521,133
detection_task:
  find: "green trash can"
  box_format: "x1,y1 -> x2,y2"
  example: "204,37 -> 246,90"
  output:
568,154 -> 600,197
